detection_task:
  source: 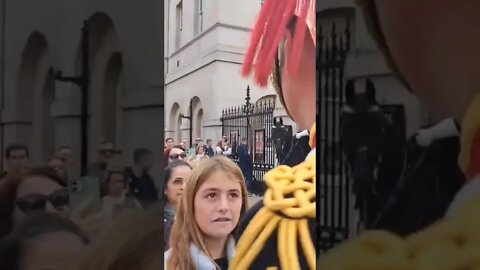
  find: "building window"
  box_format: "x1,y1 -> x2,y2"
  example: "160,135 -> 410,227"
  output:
195,0 -> 204,35
175,1 -> 183,50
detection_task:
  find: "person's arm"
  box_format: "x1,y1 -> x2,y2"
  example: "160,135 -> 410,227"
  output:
223,147 -> 232,155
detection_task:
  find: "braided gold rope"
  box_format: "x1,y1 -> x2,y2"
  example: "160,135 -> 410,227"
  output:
318,196 -> 480,270
230,152 -> 316,270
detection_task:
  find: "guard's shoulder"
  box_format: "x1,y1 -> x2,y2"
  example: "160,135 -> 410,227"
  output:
236,199 -> 263,241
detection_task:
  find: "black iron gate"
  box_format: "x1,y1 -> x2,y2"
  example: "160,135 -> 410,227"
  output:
221,86 -> 276,195
318,20 -> 352,253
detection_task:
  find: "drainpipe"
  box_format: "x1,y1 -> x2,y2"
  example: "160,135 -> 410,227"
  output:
165,0 -> 170,77
0,0 -> 6,171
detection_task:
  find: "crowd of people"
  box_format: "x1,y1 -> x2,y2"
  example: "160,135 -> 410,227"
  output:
164,136 -> 254,191
0,138 -> 256,270
0,140 -> 165,269
0,0 -> 317,268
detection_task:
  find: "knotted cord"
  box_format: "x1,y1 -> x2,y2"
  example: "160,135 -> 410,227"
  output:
230,146 -> 316,270
318,195 -> 480,269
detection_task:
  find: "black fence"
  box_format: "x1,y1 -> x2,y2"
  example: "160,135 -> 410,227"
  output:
318,20 -> 352,253
221,97 -> 276,195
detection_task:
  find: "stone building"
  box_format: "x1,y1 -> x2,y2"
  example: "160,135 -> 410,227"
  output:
164,0 -> 294,146
0,0 -> 164,174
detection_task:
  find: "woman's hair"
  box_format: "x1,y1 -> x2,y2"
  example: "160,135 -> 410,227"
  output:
172,145 -> 185,151
0,212 -> 89,270
196,145 -> 205,153
0,175 -> 22,238
26,166 -> 67,187
164,147 -> 171,167
163,160 -> 192,202
0,167 -> 65,238
167,156 -> 248,270
49,156 -> 66,164
77,205 -> 163,270
101,171 -> 126,197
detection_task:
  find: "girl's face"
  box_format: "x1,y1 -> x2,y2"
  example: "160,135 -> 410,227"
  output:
165,165 -> 192,206
21,231 -> 87,270
194,171 -> 243,241
375,0 -> 480,120
108,173 -> 125,197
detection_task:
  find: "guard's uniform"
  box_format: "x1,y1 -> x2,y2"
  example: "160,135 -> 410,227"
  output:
229,1 -> 317,268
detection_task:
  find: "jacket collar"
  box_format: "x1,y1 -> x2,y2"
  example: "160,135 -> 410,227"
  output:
164,236 -> 236,269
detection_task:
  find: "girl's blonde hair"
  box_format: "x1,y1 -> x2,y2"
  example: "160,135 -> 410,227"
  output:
167,156 -> 249,270
76,206 -> 163,270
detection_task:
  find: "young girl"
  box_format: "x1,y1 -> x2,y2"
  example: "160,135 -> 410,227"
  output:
165,156 -> 248,270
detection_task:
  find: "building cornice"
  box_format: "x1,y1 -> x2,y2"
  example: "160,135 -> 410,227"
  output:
168,23 -> 251,59
165,50 -> 244,85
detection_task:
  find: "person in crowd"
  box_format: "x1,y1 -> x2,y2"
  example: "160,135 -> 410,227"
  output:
194,137 -> 202,148
238,137 -> 253,192
164,138 -> 175,165
55,145 -> 75,177
48,157 -> 68,185
168,145 -> 187,164
163,160 -> 192,250
13,167 -> 69,226
0,212 -> 89,270
76,206 -> 163,270
0,143 -> 30,180
215,140 -> 224,155
55,145 -> 74,166
180,139 -> 188,150
221,136 -> 229,153
205,139 -> 215,158
165,138 -> 174,150
81,171 -> 142,220
87,142 -> 118,183
230,0 -> 317,269
165,156 -> 248,270
124,148 -> 157,208
222,142 -> 232,156
189,145 -> 209,166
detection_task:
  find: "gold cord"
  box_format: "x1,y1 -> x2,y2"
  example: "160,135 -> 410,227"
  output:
318,196 -> 480,269
230,151 -> 316,270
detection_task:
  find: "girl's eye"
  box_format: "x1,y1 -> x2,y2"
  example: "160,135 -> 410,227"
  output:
173,179 -> 183,185
229,193 -> 240,198
207,193 -> 216,199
